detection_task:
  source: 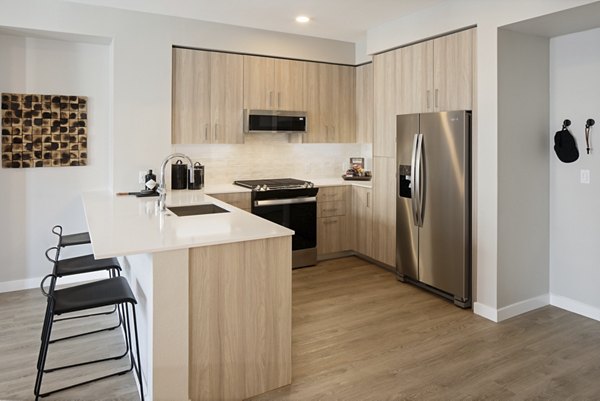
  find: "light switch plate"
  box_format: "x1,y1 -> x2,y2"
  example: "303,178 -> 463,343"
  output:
580,169 -> 590,184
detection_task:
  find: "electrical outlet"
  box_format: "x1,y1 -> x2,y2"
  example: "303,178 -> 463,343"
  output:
580,169 -> 590,184
139,171 -> 146,184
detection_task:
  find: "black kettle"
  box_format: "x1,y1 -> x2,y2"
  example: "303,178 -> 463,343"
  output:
188,162 -> 204,190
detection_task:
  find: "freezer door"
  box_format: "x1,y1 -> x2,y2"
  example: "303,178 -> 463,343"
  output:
396,114 -> 419,280
418,111 -> 470,301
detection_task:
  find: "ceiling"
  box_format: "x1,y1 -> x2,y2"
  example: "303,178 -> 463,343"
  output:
62,0 -> 447,42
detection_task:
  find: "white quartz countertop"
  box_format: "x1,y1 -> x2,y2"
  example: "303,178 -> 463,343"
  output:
83,190 -> 293,259
310,177 -> 372,189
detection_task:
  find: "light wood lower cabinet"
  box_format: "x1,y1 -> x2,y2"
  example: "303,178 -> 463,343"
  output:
317,186 -> 350,255
351,185 -> 373,258
189,236 -> 292,401
372,157 -> 396,266
209,192 -> 251,212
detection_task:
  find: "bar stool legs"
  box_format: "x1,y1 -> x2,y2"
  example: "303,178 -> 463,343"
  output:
34,275 -> 144,400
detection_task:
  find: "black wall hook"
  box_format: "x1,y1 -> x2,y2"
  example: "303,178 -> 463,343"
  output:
585,119 -> 595,154
562,119 -> 571,129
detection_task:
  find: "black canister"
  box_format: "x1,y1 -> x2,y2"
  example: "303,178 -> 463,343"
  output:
171,160 -> 188,190
189,162 -> 204,190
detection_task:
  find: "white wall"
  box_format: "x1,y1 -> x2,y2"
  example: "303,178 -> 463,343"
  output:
365,0 -> 598,319
549,27 -> 600,320
0,33 -> 110,288
497,29 -> 549,315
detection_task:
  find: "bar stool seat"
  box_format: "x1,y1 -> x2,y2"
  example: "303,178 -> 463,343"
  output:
52,225 -> 91,248
53,276 -> 135,315
54,254 -> 120,277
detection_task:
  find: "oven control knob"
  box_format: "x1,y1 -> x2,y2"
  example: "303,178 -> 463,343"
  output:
261,185 -> 268,191
254,185 -> 261,191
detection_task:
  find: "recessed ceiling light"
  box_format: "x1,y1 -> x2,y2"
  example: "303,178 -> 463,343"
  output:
295,15 -> 310,23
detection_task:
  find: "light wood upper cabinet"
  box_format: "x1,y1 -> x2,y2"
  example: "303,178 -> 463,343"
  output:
275,59 -> 305,111
172,48 -> 211,144
397,41 -> 433,115
433,28 -> 474,111
210,52 -> 244,144
304,63 -> 355,143
373,50 -> 398,157
372,156 -> 396,267
244,56 -> 305,111
396,28 -> 474,114
355,63 -> 373,144
172,48 -> 243,144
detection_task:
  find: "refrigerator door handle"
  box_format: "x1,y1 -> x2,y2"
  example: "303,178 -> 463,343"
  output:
410,134 -> 420,227
416,133 -> 425,227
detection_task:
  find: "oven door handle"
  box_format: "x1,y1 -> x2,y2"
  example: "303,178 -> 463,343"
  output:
254,196 -> 317,207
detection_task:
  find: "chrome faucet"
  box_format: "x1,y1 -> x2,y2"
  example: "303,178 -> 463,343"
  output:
157,153 -> 194,212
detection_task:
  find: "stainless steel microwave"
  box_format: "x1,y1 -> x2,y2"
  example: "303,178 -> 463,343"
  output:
244,109 -> 307,133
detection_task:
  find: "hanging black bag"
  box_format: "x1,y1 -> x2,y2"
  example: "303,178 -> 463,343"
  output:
554,120 -> 579,163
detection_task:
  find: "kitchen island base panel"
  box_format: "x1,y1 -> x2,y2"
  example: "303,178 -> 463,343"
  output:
189,236 -> 292,401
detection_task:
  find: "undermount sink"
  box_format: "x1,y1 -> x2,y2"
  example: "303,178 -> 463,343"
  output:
167,204 -> 229,217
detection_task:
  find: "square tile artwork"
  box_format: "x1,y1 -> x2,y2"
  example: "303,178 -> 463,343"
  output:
1,93 -> 88,168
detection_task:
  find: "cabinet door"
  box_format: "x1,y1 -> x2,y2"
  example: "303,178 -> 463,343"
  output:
352,186 -> 373,257
433,28 -> 474,111
211,52 -> 244,144
243,55 -> 275,110
275,59 -> 305,111
355,63 -> 373,144
172,48 -> 211,144
335,65 -> 356,143
319,63 -> 337,142
372,156 -> 396,266
397,41 -> 433,115
303,62 -> 326,143
373,50 -> 397,157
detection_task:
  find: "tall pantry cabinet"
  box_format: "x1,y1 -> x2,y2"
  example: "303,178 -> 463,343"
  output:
371,27 -> 474,268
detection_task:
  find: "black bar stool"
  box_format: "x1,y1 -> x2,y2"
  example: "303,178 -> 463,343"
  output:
34,270 -> 144,399
47,225 -> 123,342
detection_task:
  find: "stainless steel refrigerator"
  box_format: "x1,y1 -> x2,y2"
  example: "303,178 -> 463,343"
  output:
396,111 -> 471,308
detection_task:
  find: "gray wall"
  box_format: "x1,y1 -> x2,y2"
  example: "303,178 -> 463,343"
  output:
549,27 -> 600,317
497,29 -> 550,309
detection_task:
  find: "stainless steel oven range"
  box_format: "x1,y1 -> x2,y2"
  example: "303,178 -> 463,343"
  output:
233,178 -> 318,268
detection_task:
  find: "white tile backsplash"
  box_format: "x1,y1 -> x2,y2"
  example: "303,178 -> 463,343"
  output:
174,134 -> 372,185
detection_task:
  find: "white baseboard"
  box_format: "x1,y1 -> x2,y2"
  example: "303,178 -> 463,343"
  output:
473,302 -> 498,322
0,271 -> 108,293
474,294 -> 550,323
550,294 -> 600,322
497,294 -> 549,321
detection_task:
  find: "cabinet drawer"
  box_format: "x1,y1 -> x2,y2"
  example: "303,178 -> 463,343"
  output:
210,192 -> 251,211
317,186 -> 347,202
318,200 -> 346,217
317,216 -> 349,255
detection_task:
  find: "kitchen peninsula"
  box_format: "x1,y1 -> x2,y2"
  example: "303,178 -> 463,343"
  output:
82,189 -> 293,401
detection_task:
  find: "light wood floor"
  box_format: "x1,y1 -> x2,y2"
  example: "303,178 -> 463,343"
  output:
2,257 -> 600,400
0,283 -> 139,400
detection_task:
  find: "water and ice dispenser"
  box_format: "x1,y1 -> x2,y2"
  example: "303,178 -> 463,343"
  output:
398,165 -> 412,198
